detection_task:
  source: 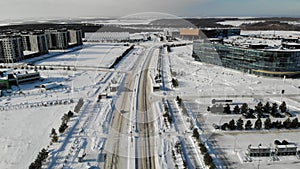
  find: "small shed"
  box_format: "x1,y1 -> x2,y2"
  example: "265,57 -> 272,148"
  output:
247,144 -> 271,157
110,84 -> 119,92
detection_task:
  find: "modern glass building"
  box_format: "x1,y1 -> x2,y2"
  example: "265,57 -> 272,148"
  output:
193,39 -> 300,77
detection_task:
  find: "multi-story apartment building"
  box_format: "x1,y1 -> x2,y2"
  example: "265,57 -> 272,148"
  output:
67,29 -> 83,46
45,29 -> 68,50
21,31 -> 49,56
0,35 -> 24,63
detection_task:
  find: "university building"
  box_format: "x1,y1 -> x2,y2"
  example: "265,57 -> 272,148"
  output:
193,29 -> 300,77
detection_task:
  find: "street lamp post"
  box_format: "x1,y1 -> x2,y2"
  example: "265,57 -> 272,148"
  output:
258,143 -> 261,169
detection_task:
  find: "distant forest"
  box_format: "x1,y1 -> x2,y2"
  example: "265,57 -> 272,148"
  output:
1,17 -> 300,34
0,23 -> 160,34
152,17 -> 300,31
0,23 -> 102,33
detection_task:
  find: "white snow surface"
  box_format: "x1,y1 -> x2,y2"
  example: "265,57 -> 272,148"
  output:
217,20 -> 265,27
0,105 -> 71,169
38,44 -> 129,68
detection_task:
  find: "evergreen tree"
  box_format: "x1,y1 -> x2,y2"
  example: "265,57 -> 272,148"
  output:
282,140 -> 289,145
50,128 -> 56,137
245,120 -> 253,130
254,118 -> 262,130
67,110 -> 74,118
291,118 -> 299,128
263,102 -> 271,114
172,78 -> 179,87
223,104 -> 231,114
279,101 -> 287,113
255,102 -> 264,117
204,153 -> 213,166
271,103 -> 278,115
61,114 -> 69,123
52,134 -> 58,143
264,117 -> 272,129
221,123 -> 228,130
248,108 -> 255,118
200,145 -> 208,154
59,122 -> 68,133
192,128 -> 200,139
50,128 -> 58,142
241,103 -> 248,114
228,119 -> 236,130
273,120 -> 283,129
236,118 -> 244,130
274,140 -> 281,145
233,105 -> 240,114
283,118 -> 292,129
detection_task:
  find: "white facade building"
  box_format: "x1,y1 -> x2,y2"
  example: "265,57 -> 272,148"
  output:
85,32 -> 130,42
21,31 -> 49,55
68,29 -> 83,46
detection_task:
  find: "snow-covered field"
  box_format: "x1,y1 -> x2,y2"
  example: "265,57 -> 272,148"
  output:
38,44 -> 129,68
0,105 -> 72,169
217,20 -> 265,27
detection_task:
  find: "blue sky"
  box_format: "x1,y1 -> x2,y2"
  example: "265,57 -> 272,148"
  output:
0,0 -> 299,20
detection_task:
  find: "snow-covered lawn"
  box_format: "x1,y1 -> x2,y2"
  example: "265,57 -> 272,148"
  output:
38,44 -> 130,68
0,105 -> 71,169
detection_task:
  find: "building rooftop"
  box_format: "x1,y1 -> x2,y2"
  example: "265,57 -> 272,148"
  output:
276,144 -> 297,149
222,35 -> 300,52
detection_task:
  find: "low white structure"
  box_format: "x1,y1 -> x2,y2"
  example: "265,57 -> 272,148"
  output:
110,84 -> 119,92
85,32 -> 130,42
247,144 -> 271,157
275,144 -> 298,156
40,83 -> 62,90
8,70 -> 40,85
78,148 -> 86,162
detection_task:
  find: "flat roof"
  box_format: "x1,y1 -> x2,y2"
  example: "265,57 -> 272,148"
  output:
221,35 -> 300,52
276,144 -> 297,148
